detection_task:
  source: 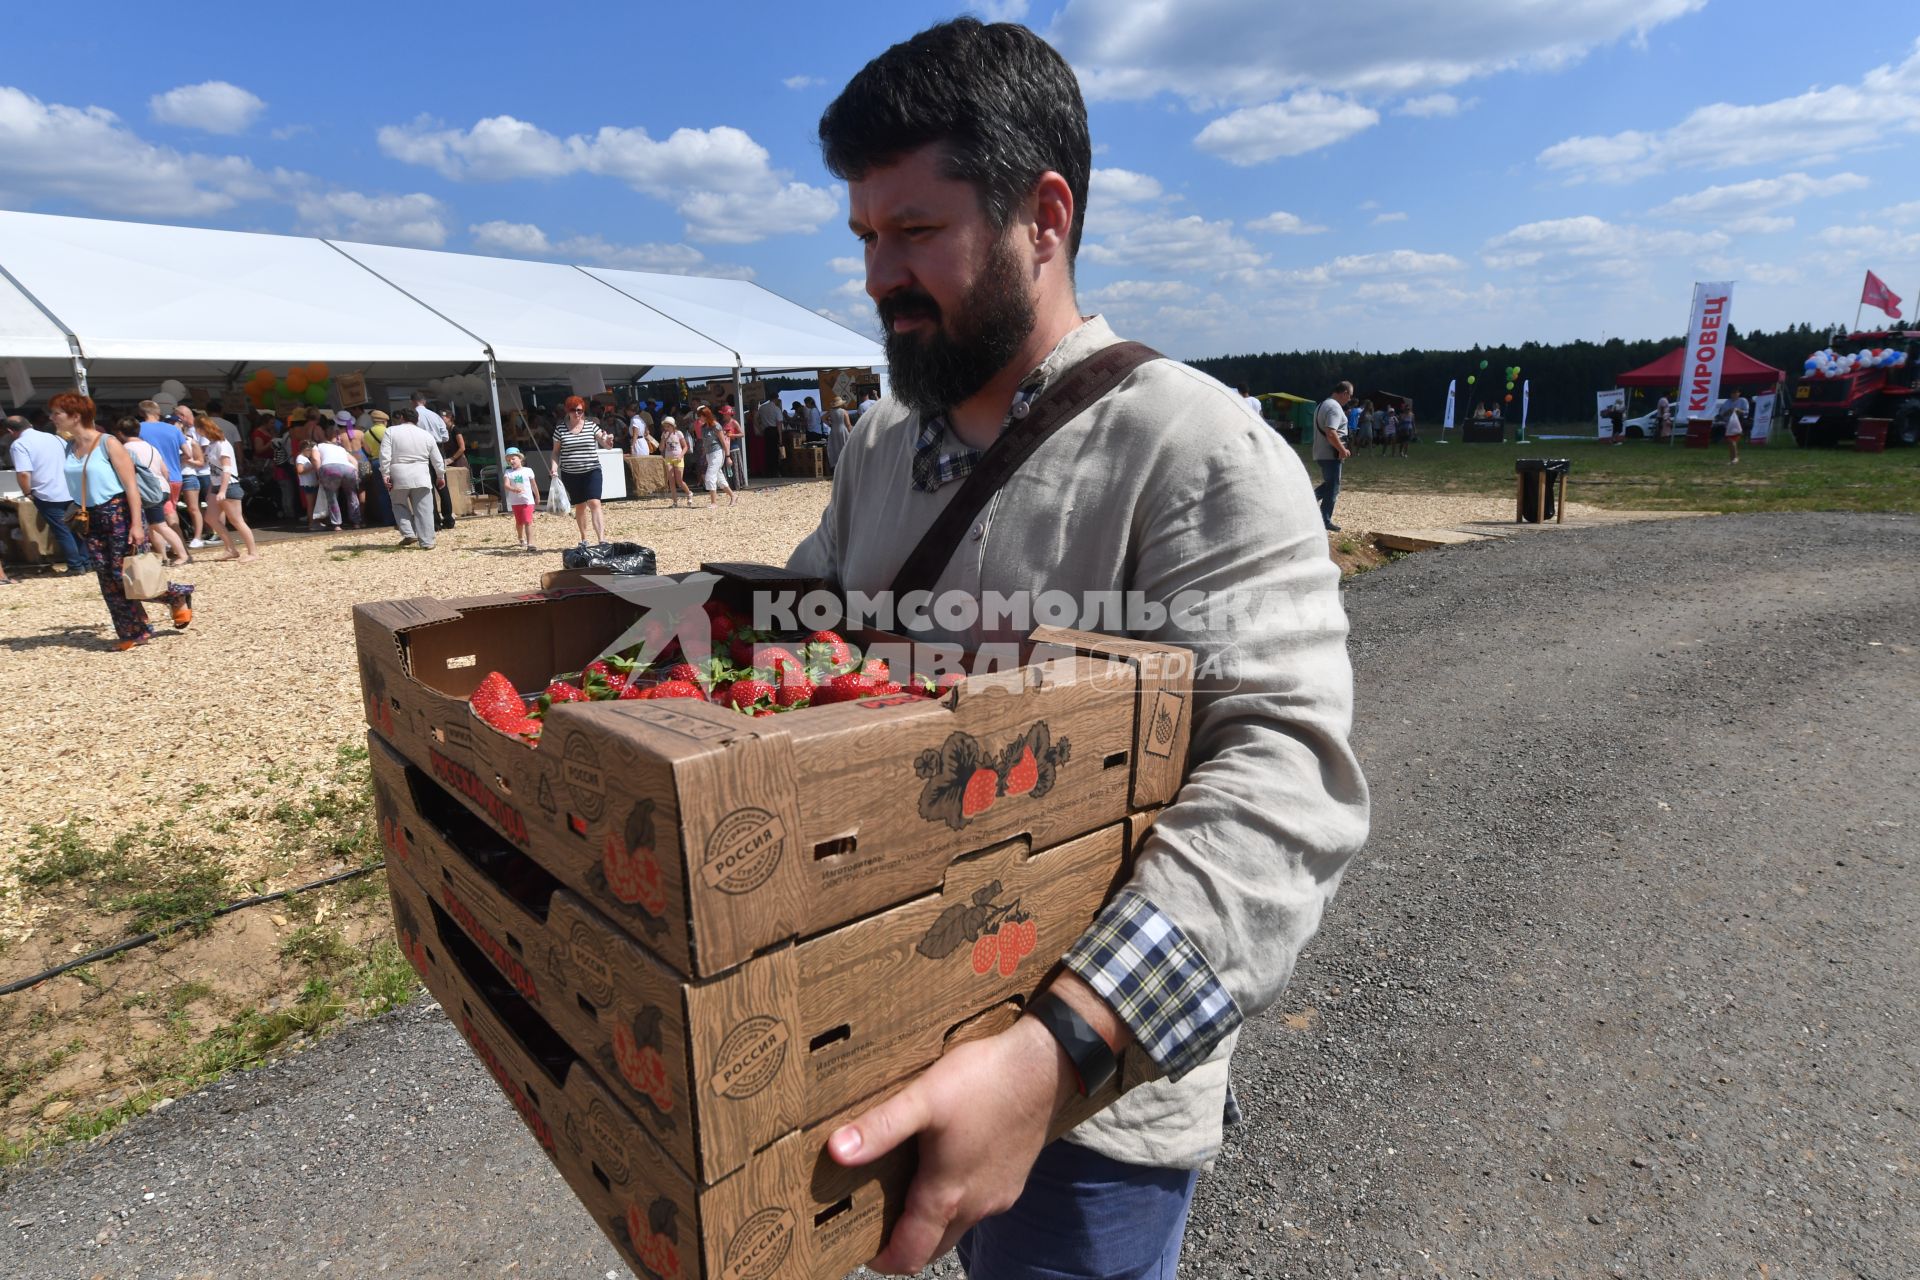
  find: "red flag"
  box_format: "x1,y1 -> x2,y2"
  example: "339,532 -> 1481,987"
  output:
1862,270 -> 1904,319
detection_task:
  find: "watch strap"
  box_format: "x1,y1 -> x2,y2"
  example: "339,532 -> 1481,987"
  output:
1027,989 -> 1118,1096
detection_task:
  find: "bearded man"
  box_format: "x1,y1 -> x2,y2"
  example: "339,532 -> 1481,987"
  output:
788,18 -> 1368,1280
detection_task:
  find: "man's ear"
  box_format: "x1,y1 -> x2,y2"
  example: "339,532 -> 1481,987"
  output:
1028,171 -> 1075,268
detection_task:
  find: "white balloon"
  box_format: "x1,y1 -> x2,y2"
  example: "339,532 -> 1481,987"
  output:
160,379 -> 187,397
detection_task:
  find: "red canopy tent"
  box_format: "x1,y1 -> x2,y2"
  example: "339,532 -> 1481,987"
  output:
1616,345 -> 1785,388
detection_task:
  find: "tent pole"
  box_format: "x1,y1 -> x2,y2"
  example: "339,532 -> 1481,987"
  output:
734,360 -> 750,489
486,356 -> 509,502
70,341 -> 88,396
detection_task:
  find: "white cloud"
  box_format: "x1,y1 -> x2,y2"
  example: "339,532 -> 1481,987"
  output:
783,75 -> 823,90
830,278 -> 869,300
1082,279 -> 1200,308
0,85 -> 277,215
149,81 -> 265,135
1539,40 -> 1920,179
377,114 -> 838,243
1194,92 -> 1379,165
816,304 -> 882,338
970,0 -> 1030,20
1372,212 -> 1409,225
828,256 -> 864,274
1088,167 -> 1164,204
1879,201 -> 1920,225
1815,223 -> 1920,260
1481,215 -> 1723,271
467,219 -> 748,278
469,220 -> 552,254
296,191 -> 449,249
1081,214 -> 1265,272
1724,215 -> 1795,235
1052,0 -> 1704,105
1648,171 -> 1870,220
1395,92 -> 1470,118
1247,210 -> 1327,236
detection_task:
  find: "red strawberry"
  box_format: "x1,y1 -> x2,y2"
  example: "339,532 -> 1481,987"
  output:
867,681 -> 904,697
804,630 -> 854,674
646,679 -> 704,701
1005,746 -> 1039,796
810,671 -> 875,705
663,662 -> 701,684
774,678 -> 815,709
961,767 -> 999,817
617,681 -> 651,700
861,657 -> 890,684
582,661 -> 630,700
545,679 -> 588,703
755,646 -> 807,684
723,679 -> 775,713
1018,918 -> 1038,955
469,671 -> 528,733
971,933 -> 999,975
704,600 -> 739,641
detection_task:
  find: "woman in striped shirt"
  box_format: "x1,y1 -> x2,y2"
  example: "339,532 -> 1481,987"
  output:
549,395 -> 615,545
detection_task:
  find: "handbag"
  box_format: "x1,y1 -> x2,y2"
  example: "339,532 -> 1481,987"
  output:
131,457 -> 169,506
546,477 -> 573,516
121,549 -> 168,600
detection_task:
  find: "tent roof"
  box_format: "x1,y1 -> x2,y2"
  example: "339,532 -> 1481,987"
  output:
332,241 -> 738,372
581,269 -> 882,371
0,211 -> 885,382
0,265 -> 71,361
0,210 -> 485,366
1616,344 -> 1785,388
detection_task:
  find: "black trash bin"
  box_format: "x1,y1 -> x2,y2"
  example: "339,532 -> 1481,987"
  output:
1514,458 -> 1570,523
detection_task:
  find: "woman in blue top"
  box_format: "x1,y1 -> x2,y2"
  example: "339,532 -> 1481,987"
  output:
50,391 -> 194,650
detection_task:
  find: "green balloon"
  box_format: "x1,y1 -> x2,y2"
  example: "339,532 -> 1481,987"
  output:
304,383 -> 329,405
1478,360 -> 1488,369
275,379 -> 291,397
1467,375 -> 1476,384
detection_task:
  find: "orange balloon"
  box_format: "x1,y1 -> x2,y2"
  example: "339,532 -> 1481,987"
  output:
287,369 -> 310,394
306,361 -> 330,382
249,369 -> 274,388
1504,394 -> 1513,402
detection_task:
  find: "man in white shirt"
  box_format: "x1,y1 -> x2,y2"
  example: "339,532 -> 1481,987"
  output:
411,392 -> 458,531
1312,381 -> 1354,532
9,417 -> 90,572
1239,385 -> 1264,421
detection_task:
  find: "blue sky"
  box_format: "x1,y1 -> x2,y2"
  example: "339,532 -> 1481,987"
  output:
4,1 -> 1916,360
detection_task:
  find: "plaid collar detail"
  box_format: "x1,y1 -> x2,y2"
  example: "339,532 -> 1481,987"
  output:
908,383 -> 1042,494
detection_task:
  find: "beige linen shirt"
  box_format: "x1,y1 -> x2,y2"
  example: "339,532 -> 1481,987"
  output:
788,316 -> 1368,1169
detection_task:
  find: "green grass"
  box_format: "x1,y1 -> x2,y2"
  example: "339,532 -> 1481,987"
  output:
1308,425 -> 1920,514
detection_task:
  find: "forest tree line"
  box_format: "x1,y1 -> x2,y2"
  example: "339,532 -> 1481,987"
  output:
1190,322 -> 1910,423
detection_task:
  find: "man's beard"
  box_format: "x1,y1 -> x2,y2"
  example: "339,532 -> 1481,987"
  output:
878,235 -> 1036,417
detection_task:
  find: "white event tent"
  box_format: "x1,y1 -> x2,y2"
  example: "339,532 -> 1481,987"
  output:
0,209 -> 884,489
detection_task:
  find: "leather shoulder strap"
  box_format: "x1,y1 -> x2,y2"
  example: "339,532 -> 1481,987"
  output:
888,340 -> 1161,599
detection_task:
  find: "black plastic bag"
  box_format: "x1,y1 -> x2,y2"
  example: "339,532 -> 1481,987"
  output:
561,541 -> 658,575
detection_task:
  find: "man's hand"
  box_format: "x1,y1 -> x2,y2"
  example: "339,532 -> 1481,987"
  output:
828,1013 -> 1075,1275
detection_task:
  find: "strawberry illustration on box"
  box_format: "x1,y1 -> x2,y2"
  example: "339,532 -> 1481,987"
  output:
621,1196 -> 684,1280
915,880 -> 1039,977
915,722 -> 1070,830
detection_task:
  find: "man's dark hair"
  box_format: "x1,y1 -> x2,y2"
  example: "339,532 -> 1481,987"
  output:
819,18 -> 1091,265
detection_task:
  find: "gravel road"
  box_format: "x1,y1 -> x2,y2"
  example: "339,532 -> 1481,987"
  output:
5,512 -> 1915,1280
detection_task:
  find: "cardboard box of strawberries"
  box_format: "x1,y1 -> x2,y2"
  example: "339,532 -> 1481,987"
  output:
353,563 -> 1191,979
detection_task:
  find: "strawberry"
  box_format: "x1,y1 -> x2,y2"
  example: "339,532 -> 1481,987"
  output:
971,933 -> 999,975
804,630 -> 855,674
469,671 -> 528,733
582,661 -> 630,700
997,931 -> 1021,977
810,671 -> 875,705
773,678 -> 815,709
662,662 -> 702,684
1004,746 -> 1039,796
704,600 -> 739,642
860,657 -> 890,684
753,646 -> 808,685
545,679 -> 589,704
617,681 -> 651,700
645,679 -> 705,701
722,679 -> 775,713
961,767 -> 999,817
867,681 -> 904,697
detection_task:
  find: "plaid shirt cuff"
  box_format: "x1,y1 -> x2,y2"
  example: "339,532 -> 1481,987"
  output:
1063,890 -> 1243,1082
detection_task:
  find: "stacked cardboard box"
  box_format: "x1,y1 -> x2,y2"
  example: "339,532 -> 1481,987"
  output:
356,565 -> 1192,1278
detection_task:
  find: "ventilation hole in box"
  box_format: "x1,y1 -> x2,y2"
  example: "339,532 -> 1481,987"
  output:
577,993 -> 599,1020
591,1161 -> 612,1193
506,931 -> 524,957
522,1080 -> 540,1107
494,775 -> 512,796
1103,751 -> 1129,770
814,836 -> 856,861
567,814 -> 588,838
809,1024 -> 851,1053
431,726 -> 445,744
447,654 -> 477,669
814,1196 -> 853,1228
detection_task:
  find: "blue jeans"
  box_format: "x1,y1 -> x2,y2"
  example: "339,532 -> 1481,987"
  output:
1314,458 -> 1343,529
957,1140 -> 1199,1280
32,496 -> 90,571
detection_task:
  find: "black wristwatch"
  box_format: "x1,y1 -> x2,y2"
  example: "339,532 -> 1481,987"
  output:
1027,989 -> 1118,1096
